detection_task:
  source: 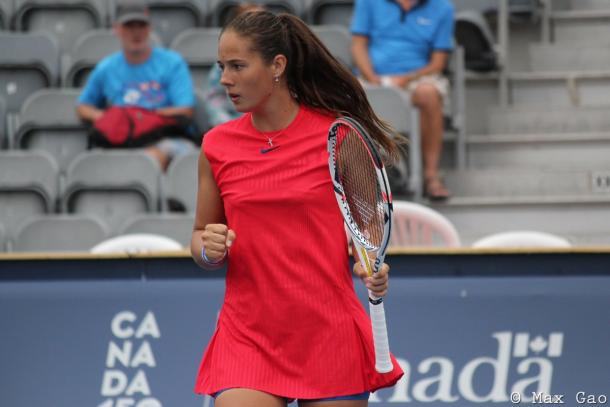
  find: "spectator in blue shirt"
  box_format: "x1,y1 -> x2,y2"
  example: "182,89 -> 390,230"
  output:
351,0 -> 455,200
77,0 -> 196,171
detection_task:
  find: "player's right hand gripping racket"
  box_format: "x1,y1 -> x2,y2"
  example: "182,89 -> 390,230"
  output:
328,116 -> 394,373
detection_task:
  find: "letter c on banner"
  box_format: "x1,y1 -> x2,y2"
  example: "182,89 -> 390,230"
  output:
112,311 -> 137,339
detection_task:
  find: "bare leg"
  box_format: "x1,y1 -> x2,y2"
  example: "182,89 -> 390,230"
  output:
144,145 -> 170,171
411,83 -> 450,199
299,400 -> 368,407
215,388 -> 287,407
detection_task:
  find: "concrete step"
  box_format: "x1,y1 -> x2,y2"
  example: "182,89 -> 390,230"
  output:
486,106 -> 610,134
509,73 -> 610,106
465,132 -> 610,169
465,76 -> 500,135
552,10 -> 610,43
569,0 -> 610,11
529,43 -> 610,72
443,168 -> 610,198
430,197 -> 610,246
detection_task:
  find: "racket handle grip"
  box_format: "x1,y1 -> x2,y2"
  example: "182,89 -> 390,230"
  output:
369,292 -> 393,373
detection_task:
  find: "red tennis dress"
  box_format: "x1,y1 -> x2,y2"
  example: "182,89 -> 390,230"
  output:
195,105 -> 403,399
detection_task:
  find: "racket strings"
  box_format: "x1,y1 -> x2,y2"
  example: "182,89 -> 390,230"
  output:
336,126 -> 385,248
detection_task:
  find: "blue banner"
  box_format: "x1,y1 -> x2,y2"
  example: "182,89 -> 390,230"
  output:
1,273 -> 609,406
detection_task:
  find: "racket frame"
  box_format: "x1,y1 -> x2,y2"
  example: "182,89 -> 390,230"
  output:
328,116 -> 394,373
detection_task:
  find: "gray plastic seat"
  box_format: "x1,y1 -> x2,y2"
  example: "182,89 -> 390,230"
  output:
120,213 -> 194,247
308,0 -> 353,26
0,151 -> 59,242
0,96 -> 6,149
165,151 -> 198,213
259,0 -> 305,17
63,29 -> 163,87
170,28 -> 222,91
0,0 -> 13,30
14,89 -> 88,174
194,88 -> 210,136
364,86 -> 422,199
208,0 -> 305,27
13,214 -> 109,252
13,0 -> 107,55
455,10 -> 498,73
62,150 -> 162,233
0,32 -> 60,114
0,222 -> 6,252
311,24 -> 353,68
208,0 -> 240,27
451,0 -> 498,13
145,0 -> 208,46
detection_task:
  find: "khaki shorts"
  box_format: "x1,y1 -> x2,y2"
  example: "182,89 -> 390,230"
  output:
378,74 -> 450,112
382,74 -> 448,98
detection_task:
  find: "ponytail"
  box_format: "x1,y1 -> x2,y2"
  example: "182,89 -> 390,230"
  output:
223,11 -> 403,163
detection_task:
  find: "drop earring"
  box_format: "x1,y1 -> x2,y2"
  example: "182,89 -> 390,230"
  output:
274,76 -> 280,83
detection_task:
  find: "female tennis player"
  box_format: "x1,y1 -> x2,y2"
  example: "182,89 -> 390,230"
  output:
190,10 -> 404,407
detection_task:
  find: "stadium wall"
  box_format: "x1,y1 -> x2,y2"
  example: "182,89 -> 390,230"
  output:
1,249 -> 609,406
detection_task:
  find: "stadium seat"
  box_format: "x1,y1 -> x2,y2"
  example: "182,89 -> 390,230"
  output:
455,10 -> 498,73
90,233 -> 183,253
451,0 -> 498,14
13,89 -> 88,174
363,86 -> 422,199
311,24 -> 352,68
141,0 -> 208,46
164,151 -> 198,213
258,0 -> 305,17
0,222 -> 6,252
63,29 -> 163,87
62,150 -> 162,233
170,28 -> 222,92
208,0 -> 240,27
13,0 -> 107,55
0,32 -> 60,114
0,96 -> 6,149
0,151 -> 59,244
0,0 -> 12,30
209,0 -> 306,27
389,200 -> 461,248
12,214 -> 110,252
193,88 -> 210,136
120,213 -> 194,247
472,231 -> 572,248
308,0 -> 353,27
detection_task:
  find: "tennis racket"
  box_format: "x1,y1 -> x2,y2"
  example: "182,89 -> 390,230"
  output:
327,116 -> 394,374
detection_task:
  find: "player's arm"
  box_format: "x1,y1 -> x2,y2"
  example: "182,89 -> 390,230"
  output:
190,149 -> 235,270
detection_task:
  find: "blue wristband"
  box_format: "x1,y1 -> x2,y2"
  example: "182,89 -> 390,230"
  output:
201,247 -> 225,265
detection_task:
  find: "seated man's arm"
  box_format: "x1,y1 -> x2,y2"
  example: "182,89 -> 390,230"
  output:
163,54 -> 195,119
395,51 -> 449,88
156,106 -> 194,118
76,63 -> 106,123
76,104 -> 104,123
351,34 -> 381,85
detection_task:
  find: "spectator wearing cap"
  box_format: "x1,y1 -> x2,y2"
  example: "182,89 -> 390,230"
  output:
76,0 -> 196,170
351,0 -> 454,200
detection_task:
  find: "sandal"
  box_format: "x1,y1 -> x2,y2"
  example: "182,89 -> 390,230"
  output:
424,176 -> 451,201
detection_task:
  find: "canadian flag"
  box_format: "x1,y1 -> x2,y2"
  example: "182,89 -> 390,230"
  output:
512,332 -> 563,357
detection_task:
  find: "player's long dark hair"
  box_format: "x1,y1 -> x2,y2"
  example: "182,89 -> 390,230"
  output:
222,10 -> 402,162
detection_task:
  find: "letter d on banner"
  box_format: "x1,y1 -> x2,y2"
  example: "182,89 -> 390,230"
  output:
101,370 -> 127,397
